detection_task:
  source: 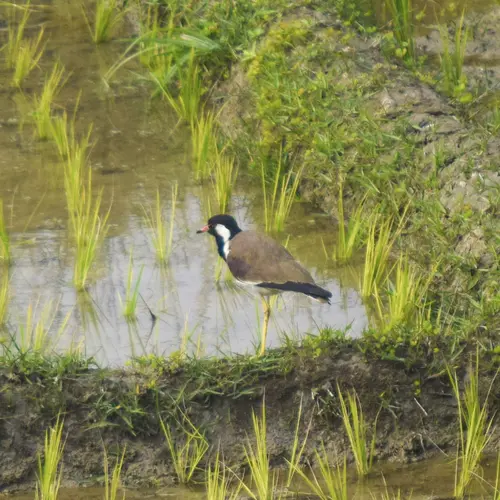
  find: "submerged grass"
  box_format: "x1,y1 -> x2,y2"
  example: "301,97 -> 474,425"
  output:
35,417 -> 65,500
0,199 -> 11,266
103,447 -> 126,500
32,62 -> 67,139
142,184 -> 178,264
160,413 -> 209,484
449,358 -> 496,498
294,445 -> 348,500
337,385 -> 376,476
83,0 -> 125,44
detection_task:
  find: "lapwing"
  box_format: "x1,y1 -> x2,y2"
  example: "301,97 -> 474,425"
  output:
197,214 -> 332,356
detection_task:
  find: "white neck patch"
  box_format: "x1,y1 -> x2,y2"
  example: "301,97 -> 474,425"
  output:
215,224 -> 231,259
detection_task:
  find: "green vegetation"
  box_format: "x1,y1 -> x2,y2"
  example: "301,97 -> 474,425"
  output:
11,27 -> 45,87
160,413 -> 209,484
142,185 -> 178,263
438,12 -> 470,101
191,111 -> 217,181
70,173 -> 110,291
206,452 -> 240,500
328,184 -> 367,262
35,417 -> 65,500
261,158 -> 303,233
83,0 -> 125,44
119,251 -> 144,321
294,445 -> 348,500
103,447 -> 126,500
241,405 -> 276,500
3,1 -> 31,69
337,386 -> 376,476
0,270 -> 9,325
0,200 -> 10,266
32,62 -> 67,140
385,0 -> 415,65
361,215 -> 396,298
448,359 -> 496,498
212,146 -> 238,213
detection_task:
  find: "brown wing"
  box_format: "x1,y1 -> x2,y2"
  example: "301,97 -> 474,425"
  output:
226,231 -> 315,284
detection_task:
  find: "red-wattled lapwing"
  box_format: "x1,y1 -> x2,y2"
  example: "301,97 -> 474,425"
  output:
197,214 -> 332,356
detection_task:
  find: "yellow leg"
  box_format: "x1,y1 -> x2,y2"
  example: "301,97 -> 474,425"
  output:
259,297 -> 271,357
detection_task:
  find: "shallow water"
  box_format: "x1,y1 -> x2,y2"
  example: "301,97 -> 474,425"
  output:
3,455 -> 500,498
0,1 -> 368,366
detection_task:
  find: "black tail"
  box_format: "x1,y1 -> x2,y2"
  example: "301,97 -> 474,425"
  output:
257,281 -> 332,304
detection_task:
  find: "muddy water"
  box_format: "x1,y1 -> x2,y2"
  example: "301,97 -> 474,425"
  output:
0,2 -> 368,366
3,455 -> 500,498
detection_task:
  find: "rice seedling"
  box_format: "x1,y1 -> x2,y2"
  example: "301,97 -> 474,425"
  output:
0,271 -> 9,326
329,182 -> 367,262
337,385 -> 376,476
70,172 -> 110,291
211,146 -> 238,213
448,358 -> 496,498
0,200 -> 11,266
438,11 -> 469,98
119,251 -> 144,321
373,254 -> 434,331
385,0 -> 416,66
374,478 -> 409,500
142,184 -> 178,263
157,51 -> 203,123
160,413 -> 209,484
103,446 -> 126,500
17,300 -> 71,355
240,405 -> 277,500
83,0 -> 126,44
3,1 -> 31,69
191,111 -> 218,181
32,62 -> 67,139
361,207 -> 407,298
49,94 -> 82,159
261,156 -> 303,233
206,451 -> 241,500
62,125 -> 93,216
11,27 -> 45,87
494,453 -> 500,500
293,444 -> 348,500
35,416 -> 65,500
285,396 -> 310,488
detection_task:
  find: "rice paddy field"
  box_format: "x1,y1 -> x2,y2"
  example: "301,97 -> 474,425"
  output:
0,0 -> 499,498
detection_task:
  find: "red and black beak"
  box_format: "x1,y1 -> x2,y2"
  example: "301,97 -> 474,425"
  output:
196,225 -> 209,234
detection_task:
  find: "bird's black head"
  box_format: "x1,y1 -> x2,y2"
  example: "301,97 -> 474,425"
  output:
197,214 -> 242,260
197,214 -> 242,237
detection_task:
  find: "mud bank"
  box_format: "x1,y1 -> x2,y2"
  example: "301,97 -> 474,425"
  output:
1,345 -> 499,491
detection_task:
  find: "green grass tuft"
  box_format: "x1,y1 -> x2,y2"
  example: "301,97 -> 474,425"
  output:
142,184 -> 178,264
83,0 -> 126,44
35,416 -> 65,500
119,251 -> 144,321
0,200 -> 11,266
337,385 -> 376,476
103,446 -> 126,500
11,27 -> 45,87
211,146 -> 238,213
